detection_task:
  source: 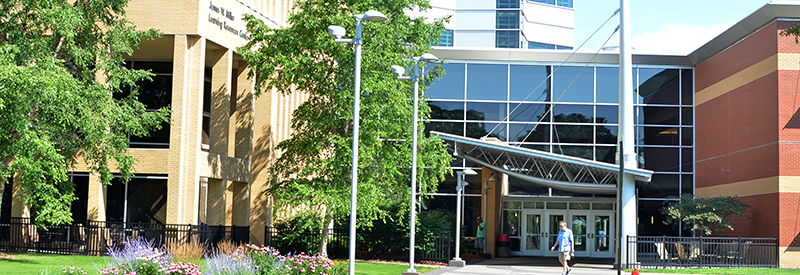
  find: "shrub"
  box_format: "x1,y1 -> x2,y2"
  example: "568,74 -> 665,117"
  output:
215,239 -> 239,255
203,249 -> 257,275
166,239 -> 207,264
102,237 -> 172,275
273,212 -> 323,254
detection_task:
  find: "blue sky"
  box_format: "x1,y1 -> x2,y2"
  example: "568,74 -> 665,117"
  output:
574,0 -> 772,54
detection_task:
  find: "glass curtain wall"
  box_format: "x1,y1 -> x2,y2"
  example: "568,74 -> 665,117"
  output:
424,61 -> 694,236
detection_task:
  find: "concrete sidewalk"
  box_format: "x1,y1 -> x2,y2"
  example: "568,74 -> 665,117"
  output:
423,257 -> 691,275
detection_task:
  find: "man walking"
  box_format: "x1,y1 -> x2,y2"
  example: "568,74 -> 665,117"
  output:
550,221 -> 574,275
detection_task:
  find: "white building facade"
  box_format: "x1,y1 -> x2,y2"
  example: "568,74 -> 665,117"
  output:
429,0 -> 574,49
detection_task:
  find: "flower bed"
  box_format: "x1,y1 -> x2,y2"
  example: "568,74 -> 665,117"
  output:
91,237 -> 346,275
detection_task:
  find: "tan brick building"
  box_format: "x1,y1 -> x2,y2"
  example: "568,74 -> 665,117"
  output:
8,0 -> 299,245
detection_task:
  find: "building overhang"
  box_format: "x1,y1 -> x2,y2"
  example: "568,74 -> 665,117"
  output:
432,131 -> 653,194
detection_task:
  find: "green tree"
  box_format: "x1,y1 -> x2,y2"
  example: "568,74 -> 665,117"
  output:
661,194 -> 751,236
238,0 -> 452,254
0,0 -> 170,226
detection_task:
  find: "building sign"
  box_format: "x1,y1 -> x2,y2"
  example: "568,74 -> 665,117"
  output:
208,2 -> 250,40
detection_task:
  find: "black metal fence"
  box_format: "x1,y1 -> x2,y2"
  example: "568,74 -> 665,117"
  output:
264,227 -> 452,263
0,217 -> 248,256
627,236 -> 779,269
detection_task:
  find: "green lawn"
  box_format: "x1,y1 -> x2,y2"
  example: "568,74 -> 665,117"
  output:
0,253 -> 440,275
633,268 -> 800,275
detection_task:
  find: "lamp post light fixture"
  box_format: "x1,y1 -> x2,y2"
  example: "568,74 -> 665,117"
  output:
449,168 -> 477,267
391,53 -> 439,274
327,10 -> 388,275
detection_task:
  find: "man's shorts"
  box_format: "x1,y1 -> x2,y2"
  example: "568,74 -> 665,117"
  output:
559,251 -> 572,260
475,237 -> 485,249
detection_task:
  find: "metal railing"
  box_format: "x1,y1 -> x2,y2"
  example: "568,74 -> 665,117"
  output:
627,236 -> 778,269
264,227 -> 452,263
0,217 -> 248,255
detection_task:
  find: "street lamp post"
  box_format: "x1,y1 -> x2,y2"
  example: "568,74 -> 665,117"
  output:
327,10 -> 388,275
391,53 -> 439,274
449,168 -> 477,267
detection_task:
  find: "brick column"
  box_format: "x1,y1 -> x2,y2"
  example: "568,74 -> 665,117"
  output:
250,70 -> 275,245
167,34 -> 205,225
86,173 -> 106,221
482,167 -> 500,257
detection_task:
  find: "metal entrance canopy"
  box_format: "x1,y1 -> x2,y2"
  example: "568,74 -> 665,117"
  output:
432,131 -> 653,194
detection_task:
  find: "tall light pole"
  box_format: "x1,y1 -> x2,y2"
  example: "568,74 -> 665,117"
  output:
327,10 -> 388,275
450,168 -> 477,267
391,53 -> 439,274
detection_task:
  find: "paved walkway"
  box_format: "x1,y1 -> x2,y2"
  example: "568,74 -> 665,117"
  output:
423,257 -> 693,275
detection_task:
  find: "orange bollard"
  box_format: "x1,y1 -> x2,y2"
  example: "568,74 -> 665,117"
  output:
632,269 -> 639,275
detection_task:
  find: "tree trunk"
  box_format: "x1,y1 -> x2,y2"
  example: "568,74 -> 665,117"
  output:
318,209 -> 333,256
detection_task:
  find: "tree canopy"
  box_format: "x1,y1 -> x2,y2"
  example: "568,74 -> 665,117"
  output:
661,194 -> 751,236
0,0 -> 170,226
238,0 -> 453,252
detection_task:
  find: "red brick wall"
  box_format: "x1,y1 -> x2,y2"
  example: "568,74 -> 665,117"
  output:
696,22 -> 778,92
709,193 -> 778,239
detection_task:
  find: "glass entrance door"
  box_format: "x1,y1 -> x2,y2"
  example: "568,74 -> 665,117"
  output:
570,212 -> 589,257
591,212 -> 614,258
522,212 -> 543,256
546,212 -> 566,257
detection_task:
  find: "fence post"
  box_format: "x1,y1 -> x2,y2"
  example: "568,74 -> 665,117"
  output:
776,237 -> 780,268
738,237 -> 743,267
662,236 -> 666,270
699,235 -> 703,268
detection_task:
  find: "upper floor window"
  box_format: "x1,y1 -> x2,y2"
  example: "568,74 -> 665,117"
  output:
530,0 -> 572,8
497,0 -> 520,9
117,61 -> 172,149
496,31 -> 520,48
496,11 -> 520,29
437,29 -> 454,47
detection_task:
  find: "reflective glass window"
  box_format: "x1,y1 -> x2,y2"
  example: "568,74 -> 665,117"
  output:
681,127 -> 693,146
552,104 -> 593,123
640,147 -> 679,172
467,64 -> 508,100
681,174 -> 693,195
509,103 -> 549,122
510,65 -> 550,102
466,102 -> 506,121
509,177 -> 549,196
681,148 -> 693,172
553,66 -> 593,103
596,125 -> 618,144
519,144 -> 549,152
429,101 -> 464,120
425,121 -> 464,136
496,31 -> 520,48
638,126 -> 679,146
497,0 -> 519,8
557,0 -> 573,8
681,107 -> 693,126
428,63 -> 466,100
466,122 -> 507,141
509,123 -> 550,142
496,11 -> 519,29
596,67 -> 619,103
639,174 -> 679,198
531,0 -> 555,5
438,29 -> 454,47
596,105 -> 618,124
638,200 -> 678,236
637,106 -> 680,125
681,69 -> 693,106
595,146 -> 616,164
638,68 -> 679,105
528,42 -> 556,49
552,125 -> 592,144
556,145 -> 593,160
